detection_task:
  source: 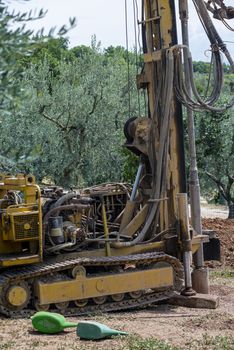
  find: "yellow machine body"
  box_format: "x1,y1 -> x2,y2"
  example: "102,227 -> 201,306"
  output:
37,266 -> 173,305
0,173 -> 206,316
0,174 -> 43,267
0,0 -> 214,317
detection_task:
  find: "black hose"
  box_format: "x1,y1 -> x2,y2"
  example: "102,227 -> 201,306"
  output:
52,192 -> 79,208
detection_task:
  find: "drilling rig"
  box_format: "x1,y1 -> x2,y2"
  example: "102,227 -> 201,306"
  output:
0,0 -> 233,317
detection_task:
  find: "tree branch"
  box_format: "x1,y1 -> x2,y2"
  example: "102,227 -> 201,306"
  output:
89,95 -> 98,116
42,112 -> 66,131
88,88 -> 103,116
206,171 -> 228,201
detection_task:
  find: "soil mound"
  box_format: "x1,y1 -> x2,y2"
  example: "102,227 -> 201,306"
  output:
202,218 -> 234,268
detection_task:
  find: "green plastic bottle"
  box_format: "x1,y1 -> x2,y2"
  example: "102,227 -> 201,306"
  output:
77,321 -> 128,340
31,311 -> 77,334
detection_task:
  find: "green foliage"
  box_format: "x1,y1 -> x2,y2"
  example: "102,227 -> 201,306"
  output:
0,0 -> 76,103
191,70 -> 234,212
210,269 -> 234,279
193,61 -> 233,75
18,37 -> 71,71
104,45 -> 143,67
0,4 -> 232,193
0,2 -> 45,112
0,1 -> 47,171
0,341 -> 16,350
122,149 -> 139,183
1,39 -> 145,186
195,104 -> 233,205
187,334 -> 234,350
122,335 -> 180,350
193,61 -> 211,74
0,0 -> 77,173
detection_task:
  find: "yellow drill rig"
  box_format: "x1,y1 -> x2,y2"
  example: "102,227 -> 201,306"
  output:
0,0 -> 232,317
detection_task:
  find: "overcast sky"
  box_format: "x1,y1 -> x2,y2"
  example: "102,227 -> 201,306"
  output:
8,0 -> 234,62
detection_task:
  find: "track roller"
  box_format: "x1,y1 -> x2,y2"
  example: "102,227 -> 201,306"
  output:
71,266 -> 86,278
55,301 -> 69,310
111,293 -> 125,302
74,299 -> 88,307
34,300 -> 50,312
93,296 -> 107,305
129,290 -> 143,299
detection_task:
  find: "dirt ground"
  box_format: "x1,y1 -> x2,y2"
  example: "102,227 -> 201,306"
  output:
200,204 -> 228,219
203,218 -> 234,268
0,218 -> 233,350
0,283 -> 233,350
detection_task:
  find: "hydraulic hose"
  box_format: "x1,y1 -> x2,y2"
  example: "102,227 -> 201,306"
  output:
193,0 -> 234,69
173,0 -> 234,112
112,49 -> 174,248
173,45 -> 234,112
52,192 -> 79,208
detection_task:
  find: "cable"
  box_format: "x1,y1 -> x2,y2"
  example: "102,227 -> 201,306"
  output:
205,0 -> 234,31
133,0 -> 141,116
134,0 -> 142,54
172,0 -> 234,112
204,51 -> 214,98
192,0 -> 234,69
173,45 -> 234,112
124,0 -> 131,119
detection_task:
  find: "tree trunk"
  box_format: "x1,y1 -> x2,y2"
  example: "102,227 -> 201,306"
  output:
228,203 -> 234,219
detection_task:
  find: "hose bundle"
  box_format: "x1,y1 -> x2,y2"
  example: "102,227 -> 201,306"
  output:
172,44 -> 234,112
173,0 -> 234,112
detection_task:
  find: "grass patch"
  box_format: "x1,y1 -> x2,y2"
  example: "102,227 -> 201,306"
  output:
0,341 -> 16,349
121,334 -> 234,350
187,334 -> 234,350
210,269 -> 234,279
30,340 -> 49,348
121,335 -> 180,350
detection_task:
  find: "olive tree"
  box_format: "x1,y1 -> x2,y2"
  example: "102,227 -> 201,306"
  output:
195,74 -> 234,218
0,0 -> 75,172
2,42 -> 142,187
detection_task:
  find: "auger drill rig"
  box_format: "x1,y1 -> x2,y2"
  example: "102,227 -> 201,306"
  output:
0,0 -> 232,318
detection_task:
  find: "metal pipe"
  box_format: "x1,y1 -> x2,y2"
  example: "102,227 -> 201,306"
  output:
101,197 -> 111,256
130,163 -> 144,201
179,0 -> 204,268
183,252 -> 193,290
46,241 -> 75,253
119,163 -> 144,232
176,193 -> 195,296
33,185 -> 43,260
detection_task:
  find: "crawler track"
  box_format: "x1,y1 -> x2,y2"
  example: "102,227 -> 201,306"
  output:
0,252 -> 183,318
